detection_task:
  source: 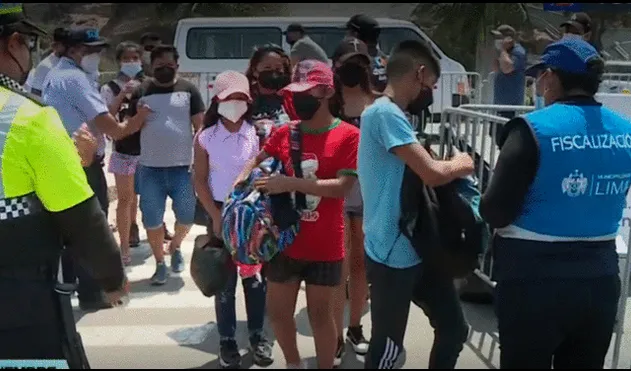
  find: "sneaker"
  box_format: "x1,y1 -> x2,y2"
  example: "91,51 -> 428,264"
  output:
346,325 -> 369,355
150,262 -> 168,286
333,337 -> 345,368
122,253 -> 132,266
251,333 -> 274,367
129,223 -> 140,248
163,225 -> 173,241
170,248 -> 185,273
219,339 -> 241,369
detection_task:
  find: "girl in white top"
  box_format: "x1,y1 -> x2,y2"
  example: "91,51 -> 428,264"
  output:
192,70 -> 273,369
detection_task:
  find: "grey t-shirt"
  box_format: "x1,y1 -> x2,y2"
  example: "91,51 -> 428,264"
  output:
129,78 -> 205,167
290,36 -> 329,64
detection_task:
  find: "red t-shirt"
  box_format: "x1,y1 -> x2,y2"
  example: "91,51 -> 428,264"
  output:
263,119 -> 359,262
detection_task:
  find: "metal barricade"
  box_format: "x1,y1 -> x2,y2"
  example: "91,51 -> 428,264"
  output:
438,105 -> 631,369
603,61 -> 631,95
432,72 -> 482,119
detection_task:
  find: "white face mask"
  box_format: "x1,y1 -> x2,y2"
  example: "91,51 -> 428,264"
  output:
81,53 -> 101,74
218,100 -> 248,123
120,62 -> 142,78
494,39 -> 504,51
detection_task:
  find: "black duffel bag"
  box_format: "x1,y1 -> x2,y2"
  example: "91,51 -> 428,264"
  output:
190,234 -> 232,298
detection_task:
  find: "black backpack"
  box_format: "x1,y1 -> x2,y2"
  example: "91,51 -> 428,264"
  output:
399,137 -> 489,279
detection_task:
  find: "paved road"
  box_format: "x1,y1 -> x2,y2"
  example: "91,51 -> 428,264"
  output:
79,145 -> 631,369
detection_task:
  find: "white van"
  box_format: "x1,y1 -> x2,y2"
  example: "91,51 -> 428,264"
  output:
173,17 -> 473,119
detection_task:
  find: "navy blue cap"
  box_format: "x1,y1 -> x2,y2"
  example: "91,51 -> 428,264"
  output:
63,27 -> 108,47
526,37 -> 600,77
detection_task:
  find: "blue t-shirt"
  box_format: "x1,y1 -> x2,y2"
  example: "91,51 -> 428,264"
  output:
358,96 -> 421,269
493,43 -> 527,106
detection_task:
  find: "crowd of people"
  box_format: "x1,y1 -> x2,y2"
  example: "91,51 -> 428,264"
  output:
0,3 -> 628,370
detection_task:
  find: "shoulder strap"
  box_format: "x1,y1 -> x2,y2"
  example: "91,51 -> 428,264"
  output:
106,80 -> 121,96
289,122 -> 307,211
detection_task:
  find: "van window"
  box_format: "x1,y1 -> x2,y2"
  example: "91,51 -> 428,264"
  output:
186,27 -> 283,59
302,27 -> 440,59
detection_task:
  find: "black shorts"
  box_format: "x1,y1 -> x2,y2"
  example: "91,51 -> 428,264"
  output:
265,253 -> 343,287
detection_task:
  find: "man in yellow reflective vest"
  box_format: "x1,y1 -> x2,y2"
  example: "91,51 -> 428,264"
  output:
0,3 -> 128,365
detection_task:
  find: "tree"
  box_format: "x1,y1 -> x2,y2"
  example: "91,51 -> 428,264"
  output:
411,3 -> 532,70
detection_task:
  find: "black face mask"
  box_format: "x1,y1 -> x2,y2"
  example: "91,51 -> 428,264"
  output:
258,70 -> 290,91
153,66 -> 176,84
293,93 -> 321,121
336,62 -> 365,88
407,87 -> 434,115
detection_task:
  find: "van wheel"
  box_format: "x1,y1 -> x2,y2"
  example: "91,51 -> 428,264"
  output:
458,273 -> 494,304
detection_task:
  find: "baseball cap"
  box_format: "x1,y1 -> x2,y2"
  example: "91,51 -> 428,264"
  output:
490,24 -> 516,38
63,27 -> 109,48
284,23 -> 304,35
561,12 -> 592,34
280,60 -> 334,94
346,14 -> 380,33
525,37 -> 600,78
212,70 -> 251,102
0,3 -> 46,37
332,37 -> 370,65
52,27 -> 67,42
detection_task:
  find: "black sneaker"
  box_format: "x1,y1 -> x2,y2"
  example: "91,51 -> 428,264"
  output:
219,339 -> 241,369
347,325 -> 369,355
333,337 -> 345,368
250,333 -> 274,367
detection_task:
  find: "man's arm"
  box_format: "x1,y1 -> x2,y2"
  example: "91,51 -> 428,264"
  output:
373,110 -> 473,187
26,107 -> 125,292
72,77 -> 145,140
100,84 -> 126,116
480,118 -> 539,228
189,85 -> 206,133
499,44 -> 525,75
392,144 -> 472,187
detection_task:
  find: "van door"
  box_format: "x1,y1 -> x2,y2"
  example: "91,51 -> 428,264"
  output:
178,25 -> 283,106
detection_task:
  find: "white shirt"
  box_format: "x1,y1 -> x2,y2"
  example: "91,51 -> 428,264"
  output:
27,53 -> 61,95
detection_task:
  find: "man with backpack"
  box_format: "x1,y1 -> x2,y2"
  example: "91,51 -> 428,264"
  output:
358,40 -> 474,369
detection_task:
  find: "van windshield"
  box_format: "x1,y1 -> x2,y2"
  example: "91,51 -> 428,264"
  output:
186,27 -> 283,59
303,27 -> 440,58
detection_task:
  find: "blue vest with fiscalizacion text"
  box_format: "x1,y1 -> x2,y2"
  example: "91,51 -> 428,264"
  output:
512,102 -> 631,238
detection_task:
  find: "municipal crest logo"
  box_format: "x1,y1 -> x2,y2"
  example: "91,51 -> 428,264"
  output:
561,170 -> 588,197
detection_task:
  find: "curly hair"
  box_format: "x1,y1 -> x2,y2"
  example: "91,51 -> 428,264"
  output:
245,43 -> 291,98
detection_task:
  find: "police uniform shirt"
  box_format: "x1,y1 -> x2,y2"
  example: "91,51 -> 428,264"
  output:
42,57 -> 109,157
26,53 -> 61,95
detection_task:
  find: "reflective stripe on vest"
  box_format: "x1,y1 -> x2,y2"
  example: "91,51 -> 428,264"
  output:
0,89 -> 43,222
0,91 -> 28,200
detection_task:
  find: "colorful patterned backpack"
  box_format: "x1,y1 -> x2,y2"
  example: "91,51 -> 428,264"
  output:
221,123 -> 306,265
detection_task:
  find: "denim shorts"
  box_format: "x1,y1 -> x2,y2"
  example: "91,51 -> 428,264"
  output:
137,165 -> 196,229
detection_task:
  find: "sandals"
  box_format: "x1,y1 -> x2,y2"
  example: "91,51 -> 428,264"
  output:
122,253 -> 132,266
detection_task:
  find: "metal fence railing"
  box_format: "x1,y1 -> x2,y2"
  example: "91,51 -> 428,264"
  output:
438,104 -> 631,370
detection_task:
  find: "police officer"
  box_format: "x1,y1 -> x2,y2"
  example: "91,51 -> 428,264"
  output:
0,3 -> 128,362
480,38 -> 626,369
42,26 -> 150,310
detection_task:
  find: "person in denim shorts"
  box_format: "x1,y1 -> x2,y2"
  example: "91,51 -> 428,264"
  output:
101,41 -> 144,265
130,45 -> 205,285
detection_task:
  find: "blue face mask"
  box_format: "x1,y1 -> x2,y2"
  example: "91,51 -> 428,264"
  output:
120,62 -> 142,78
534,95 -> 545,110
